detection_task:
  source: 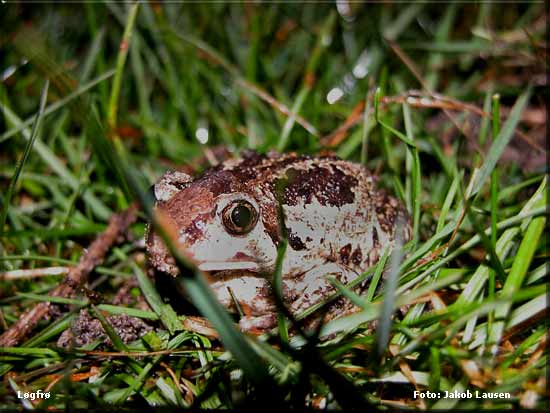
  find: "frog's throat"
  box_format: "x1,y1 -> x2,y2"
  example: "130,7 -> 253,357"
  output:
198,261 -> 260,272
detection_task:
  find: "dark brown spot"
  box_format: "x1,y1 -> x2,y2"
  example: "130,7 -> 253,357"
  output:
375,190 -> 402,235
339,243 -> 352,265
260,199 -> 280,246
288,230 -> 306,251
398,208 -> 413,242
155,175 -> 190,195
351,247 -> 362,266
311,286 -> 325,298
261,152 -> 303,172
282,284 -> 298,303
259,281 -> 273,299
183,212 -> 212,243
282,165 -> 357,207
202,170 -> 238,196
234,151 -> 301,184
241,149 -> 264,163
372,226 -> 379,247
233,251 -> 254,260
228,159 -> 259,181
368,249 -> 380,266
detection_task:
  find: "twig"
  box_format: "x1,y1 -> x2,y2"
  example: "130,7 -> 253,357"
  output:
0,204 -> 138,347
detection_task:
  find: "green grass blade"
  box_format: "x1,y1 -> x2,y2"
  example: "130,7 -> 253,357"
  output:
488,93 -> 501,328
91,305 -> 128,352
360,91 -> 373,165
383,3 -> 424,41
470,87 -> 531,198
132,262 -> 181,333
180,275 -> 273,387
1,347 -> 59,358
107,2 -> 140,129
488,187 -> 547,353
403,102 -> 421,247
376,234 -> 405,356
1,104 -> 111,220
397,205 -> 546,295
272,237 -> 289,340
85,106 -> 276,393
365,246 -> 390,303
15,293 -> 86,306
96,304 -> 159,320
436,174 -> 459,233
0,80 -> 49,235
23,313 -> 76,347
0,70 -> 115,144
374,89 -> 417,149
277,12 -> 336,151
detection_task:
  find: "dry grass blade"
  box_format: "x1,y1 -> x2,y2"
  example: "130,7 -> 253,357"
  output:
0,266 -> 71,280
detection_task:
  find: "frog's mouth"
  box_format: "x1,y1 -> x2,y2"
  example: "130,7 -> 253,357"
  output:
197,261 -> 260,272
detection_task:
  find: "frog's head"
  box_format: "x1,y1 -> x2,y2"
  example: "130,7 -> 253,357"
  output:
146,166 -> 280,277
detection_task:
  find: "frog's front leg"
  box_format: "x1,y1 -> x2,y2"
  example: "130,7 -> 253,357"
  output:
209,272 -> 281,334
209,273 -> 276,316
237,264 -> 360,334
285,263 -> 359,316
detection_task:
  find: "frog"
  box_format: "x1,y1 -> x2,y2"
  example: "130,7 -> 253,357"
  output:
146,150 -> 411,333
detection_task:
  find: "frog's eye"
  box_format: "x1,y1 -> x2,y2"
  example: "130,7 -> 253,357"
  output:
222,200 -> 258,235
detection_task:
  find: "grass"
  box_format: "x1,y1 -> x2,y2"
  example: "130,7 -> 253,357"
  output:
0,2 -> 548,411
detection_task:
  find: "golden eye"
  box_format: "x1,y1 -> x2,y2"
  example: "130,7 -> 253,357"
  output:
222,200 -> 258,235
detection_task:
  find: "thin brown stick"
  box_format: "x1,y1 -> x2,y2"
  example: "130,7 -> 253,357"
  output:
0,204 -> 138,347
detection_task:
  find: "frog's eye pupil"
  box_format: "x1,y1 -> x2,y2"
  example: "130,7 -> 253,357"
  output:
222,200 -> 258,235
231,204 -> 251,229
